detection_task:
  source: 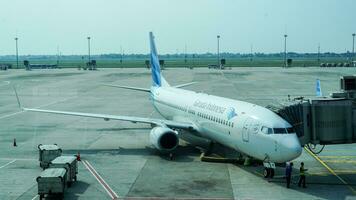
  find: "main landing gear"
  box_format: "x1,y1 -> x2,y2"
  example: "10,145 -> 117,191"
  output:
263,162 -> 275,178
169,153 -> 174,160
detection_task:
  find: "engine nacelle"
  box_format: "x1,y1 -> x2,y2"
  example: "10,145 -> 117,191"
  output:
149,127 -> 179,152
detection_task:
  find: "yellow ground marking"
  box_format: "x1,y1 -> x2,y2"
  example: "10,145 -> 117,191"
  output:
310,170 -> 356,176
324,160 -> 356,164
305,147 -> 356,194
319,155 -> 356,159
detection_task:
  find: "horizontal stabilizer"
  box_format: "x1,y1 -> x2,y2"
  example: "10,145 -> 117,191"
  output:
103,84 -> 150,92
174,82 -> 197,88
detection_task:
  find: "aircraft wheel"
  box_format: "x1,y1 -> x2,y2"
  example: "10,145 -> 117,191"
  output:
169,153 -> 173,160
263,168 -> 270,178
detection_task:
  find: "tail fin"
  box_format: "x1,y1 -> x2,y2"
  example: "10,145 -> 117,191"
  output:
149,32 -> 169,87
316,79 -> 322,97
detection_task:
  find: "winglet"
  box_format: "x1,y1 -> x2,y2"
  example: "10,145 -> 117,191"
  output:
316,79 -> 322,97
13,86 -> 23,110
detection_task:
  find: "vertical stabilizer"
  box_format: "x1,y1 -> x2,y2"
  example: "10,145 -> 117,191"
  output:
149,32 -> 169,87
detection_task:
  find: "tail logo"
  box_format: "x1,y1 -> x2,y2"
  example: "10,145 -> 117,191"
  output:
227,107 -> 238,120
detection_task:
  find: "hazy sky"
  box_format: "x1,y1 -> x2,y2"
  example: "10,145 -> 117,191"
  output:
0,0 -> 355,55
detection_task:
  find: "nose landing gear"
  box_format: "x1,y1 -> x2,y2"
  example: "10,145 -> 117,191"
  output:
263,162 -> 275,178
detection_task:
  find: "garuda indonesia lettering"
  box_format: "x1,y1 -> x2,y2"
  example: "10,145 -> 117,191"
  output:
18,32 -> 302,178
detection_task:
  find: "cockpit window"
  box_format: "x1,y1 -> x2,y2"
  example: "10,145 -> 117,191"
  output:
261,126 -> 273,134
273,128 -> 287,134
286,127 -> 295,133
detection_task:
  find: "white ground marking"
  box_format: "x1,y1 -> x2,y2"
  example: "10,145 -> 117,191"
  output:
82,160 -> 119,200
0,81 -> 10,87
0,157 -> 36,161
0,159 -> 16,169
31,195 -> 38,200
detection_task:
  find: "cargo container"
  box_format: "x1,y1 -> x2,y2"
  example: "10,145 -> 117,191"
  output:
38,144 -> 62,169
36,168 -> 67,200
50,156 -> 78,186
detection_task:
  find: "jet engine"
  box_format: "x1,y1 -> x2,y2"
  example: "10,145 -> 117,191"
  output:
149,127 -> 179,152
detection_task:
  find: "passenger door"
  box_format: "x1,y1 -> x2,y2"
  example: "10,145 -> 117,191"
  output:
242,117 -> 260,142
242,118 -> 251,142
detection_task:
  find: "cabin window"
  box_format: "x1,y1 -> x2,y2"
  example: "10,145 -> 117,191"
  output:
261,126 -> 273,134
273,128 -> 287,134
286,127 -> 295,134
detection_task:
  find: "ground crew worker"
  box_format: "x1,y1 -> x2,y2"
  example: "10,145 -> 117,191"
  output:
298,162 -> 307,188
285,162 -> 293,188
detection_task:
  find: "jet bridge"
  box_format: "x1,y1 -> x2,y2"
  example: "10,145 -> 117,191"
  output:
267,76 -> 356,149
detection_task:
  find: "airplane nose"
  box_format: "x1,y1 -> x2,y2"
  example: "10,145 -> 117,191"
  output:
280,135 -> 302,161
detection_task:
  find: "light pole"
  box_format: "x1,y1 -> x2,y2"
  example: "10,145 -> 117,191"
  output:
193,53 -> 195,68
352,33 -> 355,63
87,36 -> 91,63
120,46 -> 123,64
318,43 -> 320,64
284,34 -> 287,67
184,44 -> 187,64
250,44 -> 253,62
15,37 -> 19,69
217,35 -> 220,68
57,46 -> 60,66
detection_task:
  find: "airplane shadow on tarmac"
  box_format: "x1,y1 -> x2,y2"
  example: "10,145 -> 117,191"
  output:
64,181 -> 90,200
63,145 -> 198,163
60,126 -> 356,200
94,127 -> 152,132
61,142 -> 356,199
239,164 -> 356,200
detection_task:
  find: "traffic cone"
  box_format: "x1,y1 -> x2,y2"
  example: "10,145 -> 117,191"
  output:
13,138 -> 17,147
76,152 -> 81,161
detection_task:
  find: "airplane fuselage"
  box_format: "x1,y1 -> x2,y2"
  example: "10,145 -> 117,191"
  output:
151,86 -> 302,163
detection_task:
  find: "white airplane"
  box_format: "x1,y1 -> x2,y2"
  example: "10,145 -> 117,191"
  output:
17,32 -> 302,178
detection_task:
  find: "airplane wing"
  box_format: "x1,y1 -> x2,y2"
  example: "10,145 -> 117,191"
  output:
14,85 -> 195,131
23,107 -> 196,131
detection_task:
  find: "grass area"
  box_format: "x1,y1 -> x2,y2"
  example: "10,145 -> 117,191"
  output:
1,57 -> 352,69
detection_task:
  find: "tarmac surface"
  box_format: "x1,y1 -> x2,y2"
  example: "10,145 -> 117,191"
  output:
1,67 -> 356,200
